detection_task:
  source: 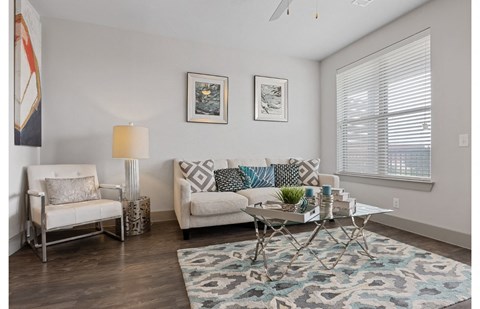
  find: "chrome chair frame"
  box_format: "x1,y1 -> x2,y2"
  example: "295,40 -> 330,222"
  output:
25,184 -> 125,263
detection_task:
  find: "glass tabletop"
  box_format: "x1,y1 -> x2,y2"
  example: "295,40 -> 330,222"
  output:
325,203 -> 393,220
243,202 -> 393,224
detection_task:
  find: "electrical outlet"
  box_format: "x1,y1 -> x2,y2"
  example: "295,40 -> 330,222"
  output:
459,134 -> 469,147
393,198 -> 400,209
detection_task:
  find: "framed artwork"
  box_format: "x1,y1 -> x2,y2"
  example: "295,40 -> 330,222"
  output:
187,72 -> 228,124
14,0 -> 42,146
254,76 -> 288,122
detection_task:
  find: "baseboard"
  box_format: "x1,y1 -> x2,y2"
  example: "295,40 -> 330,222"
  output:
372,214 -> 471,249
151,210 -> 176,222
9,233 -> 23,255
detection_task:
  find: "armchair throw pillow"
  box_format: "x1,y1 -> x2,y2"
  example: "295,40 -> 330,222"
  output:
289,158 -> 321,186
238,166 -> 275,188
214,168 -> 251,192
179,159 -> 216,193
271,163 -> 300,187
45,176 -> 101,205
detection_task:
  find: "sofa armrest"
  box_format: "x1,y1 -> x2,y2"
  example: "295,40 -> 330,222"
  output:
318,173 -> 340,188
173,178 -> 192,230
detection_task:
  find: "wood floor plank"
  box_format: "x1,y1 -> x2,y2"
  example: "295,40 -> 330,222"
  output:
9,220 -> 471,308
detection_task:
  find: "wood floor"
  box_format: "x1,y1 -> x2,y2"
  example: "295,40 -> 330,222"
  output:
9,220 -> 471,309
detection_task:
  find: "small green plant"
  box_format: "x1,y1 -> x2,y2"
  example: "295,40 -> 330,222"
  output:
274,186 -> 305,204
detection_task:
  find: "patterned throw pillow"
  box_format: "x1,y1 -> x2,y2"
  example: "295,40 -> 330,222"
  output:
239,166 -> 275,188
45,176 -> 101,205
179,160 -> 216,193
289,158 -> 321,186
271,164 -> 300,187
214,168 -> 251,192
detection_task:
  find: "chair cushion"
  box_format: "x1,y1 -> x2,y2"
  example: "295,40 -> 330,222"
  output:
31,199 -> 122,230
179,159 -> 216,193
239,166 -> 275,188
214,168 -> 251,192
289,158 -> 321,186
45,176 -> 101,205
271,164 -> 300,187
236,187 -> 280,205
190,192 -> 248,216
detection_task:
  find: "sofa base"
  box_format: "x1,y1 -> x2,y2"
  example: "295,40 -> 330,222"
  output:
183,229 -> 190,240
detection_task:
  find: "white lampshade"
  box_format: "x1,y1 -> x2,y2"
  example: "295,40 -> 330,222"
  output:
112,123 -> 149,159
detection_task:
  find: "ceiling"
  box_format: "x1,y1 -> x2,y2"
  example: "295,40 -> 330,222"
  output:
30,0 -> 431,60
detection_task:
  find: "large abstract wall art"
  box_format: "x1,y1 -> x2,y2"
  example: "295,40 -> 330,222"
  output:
14,0 -> 42,146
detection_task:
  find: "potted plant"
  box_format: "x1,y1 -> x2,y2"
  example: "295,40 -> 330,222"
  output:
274,186 -> 306,212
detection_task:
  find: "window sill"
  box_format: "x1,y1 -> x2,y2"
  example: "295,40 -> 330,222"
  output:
335,173 -> 434,192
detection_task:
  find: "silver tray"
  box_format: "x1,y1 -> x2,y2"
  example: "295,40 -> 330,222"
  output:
244,204 -> 320,223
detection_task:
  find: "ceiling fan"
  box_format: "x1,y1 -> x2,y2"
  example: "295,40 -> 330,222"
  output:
269,0 -> 374,21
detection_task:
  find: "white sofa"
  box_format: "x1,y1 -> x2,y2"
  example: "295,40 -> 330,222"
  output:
173,158 -> 339,239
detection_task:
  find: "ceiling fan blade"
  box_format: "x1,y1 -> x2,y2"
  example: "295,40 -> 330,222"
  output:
269,0 -> 293,21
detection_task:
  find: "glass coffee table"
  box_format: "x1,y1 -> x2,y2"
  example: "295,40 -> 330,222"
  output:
243,202 -> 393,281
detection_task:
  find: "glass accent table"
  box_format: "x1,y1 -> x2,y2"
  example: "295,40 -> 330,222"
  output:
243,202 -> 393,281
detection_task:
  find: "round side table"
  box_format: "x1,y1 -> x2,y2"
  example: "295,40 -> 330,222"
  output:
123,196 -> 151,236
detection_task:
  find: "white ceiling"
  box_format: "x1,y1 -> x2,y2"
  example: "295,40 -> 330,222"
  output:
31,0 -> 431,60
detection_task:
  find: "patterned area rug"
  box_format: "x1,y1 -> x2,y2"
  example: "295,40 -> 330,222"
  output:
177,228 -> 471,309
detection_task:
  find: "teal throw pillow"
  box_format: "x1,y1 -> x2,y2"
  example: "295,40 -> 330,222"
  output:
239,166 -> 275,188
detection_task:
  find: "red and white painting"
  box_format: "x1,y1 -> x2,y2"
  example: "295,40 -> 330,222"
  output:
14,0 -> 42,146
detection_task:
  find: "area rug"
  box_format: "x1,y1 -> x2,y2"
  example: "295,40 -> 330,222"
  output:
177,228 -> 471,309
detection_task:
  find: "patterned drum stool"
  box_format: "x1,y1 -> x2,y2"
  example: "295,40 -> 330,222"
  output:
123,196 -> 151,236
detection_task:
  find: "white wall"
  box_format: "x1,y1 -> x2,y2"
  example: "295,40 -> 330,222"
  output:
39,19 -> 322,214
320,0 -> 471,246
9,0 -> 41,254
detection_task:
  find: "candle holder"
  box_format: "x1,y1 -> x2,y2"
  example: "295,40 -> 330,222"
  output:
321,194 -> 334,208
320,185 -> 334,208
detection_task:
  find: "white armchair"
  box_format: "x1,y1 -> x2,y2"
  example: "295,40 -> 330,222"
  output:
25,164 -> 124,262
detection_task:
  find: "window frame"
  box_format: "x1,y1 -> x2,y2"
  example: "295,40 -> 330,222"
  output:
336,29 -> 432,183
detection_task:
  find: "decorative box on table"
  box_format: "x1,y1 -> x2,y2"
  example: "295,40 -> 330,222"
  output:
333,198 -> 357,216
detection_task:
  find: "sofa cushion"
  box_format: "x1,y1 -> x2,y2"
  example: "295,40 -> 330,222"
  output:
179,159 -> 216,193
236,187 -> 280,205
289,158 -> 321,186
271,164 -> 300,187
266,158 -> 290,165
190,192 -> 248,216
239,166 -> 275,188
214,168 -> 251,192
45,176 -> 101,205
228,158 -> 267,168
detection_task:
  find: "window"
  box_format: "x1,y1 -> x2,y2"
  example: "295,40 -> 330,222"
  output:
336,30 -> 431,181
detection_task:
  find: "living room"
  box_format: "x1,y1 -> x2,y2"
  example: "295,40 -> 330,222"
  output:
4,0 -> 477,308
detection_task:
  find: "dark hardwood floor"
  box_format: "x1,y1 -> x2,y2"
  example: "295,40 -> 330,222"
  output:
9,220 -> 471,308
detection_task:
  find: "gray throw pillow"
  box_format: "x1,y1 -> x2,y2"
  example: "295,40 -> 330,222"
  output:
214,168 -> 251,192
45,176 -> 101,205
271,163 -> 300,187
289,158 -> 321,186
179,159 -> 217,193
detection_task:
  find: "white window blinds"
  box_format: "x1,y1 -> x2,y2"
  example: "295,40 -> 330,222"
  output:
336,30 -> 431,181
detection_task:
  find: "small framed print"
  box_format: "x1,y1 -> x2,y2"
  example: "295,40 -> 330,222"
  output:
187,72 -> 228,124
254,76 -> 288,122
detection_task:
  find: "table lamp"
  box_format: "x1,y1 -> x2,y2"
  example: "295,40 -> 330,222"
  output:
112,122 -> 149,202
